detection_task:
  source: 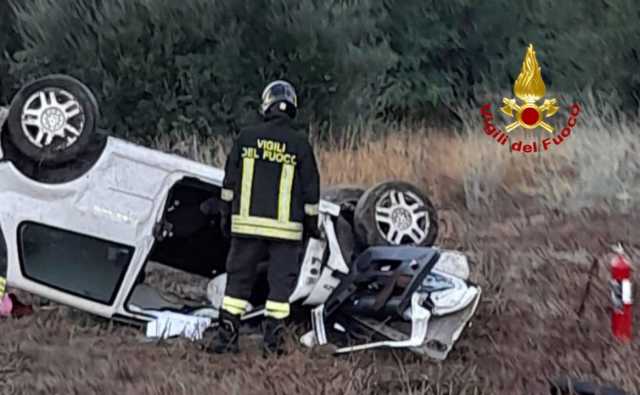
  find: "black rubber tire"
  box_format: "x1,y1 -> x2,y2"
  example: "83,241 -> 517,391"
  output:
354,181 -> 438,247
0,125 -> 107,184
6,74 -> 99,165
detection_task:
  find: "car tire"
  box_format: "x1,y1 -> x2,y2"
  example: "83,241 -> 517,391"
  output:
354,181 -> 438,247
6,74 -> 99,165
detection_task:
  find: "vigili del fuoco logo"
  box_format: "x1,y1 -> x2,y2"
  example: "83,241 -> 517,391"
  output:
480,44 -> 581,153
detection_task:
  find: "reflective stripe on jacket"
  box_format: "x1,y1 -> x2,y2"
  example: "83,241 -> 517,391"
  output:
221,113 -> 320,241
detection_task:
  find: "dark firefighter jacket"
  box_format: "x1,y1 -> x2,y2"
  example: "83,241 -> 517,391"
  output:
221,113 -> 320,241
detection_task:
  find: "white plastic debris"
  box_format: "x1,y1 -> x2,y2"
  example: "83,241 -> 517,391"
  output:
145,311 -> 212,341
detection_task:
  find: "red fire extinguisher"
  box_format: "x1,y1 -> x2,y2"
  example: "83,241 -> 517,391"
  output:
610,243 -> 632,342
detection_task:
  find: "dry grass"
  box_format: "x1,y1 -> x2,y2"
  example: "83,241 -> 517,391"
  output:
3,209 -> 640,394
3,102 -> 640,394
153,94 -> 640,216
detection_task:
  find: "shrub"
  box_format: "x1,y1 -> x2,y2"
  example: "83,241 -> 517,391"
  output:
0,0 -> 20,100
4,0 -> 640,139
380,0 -> 640,121
8,0 -> 395,141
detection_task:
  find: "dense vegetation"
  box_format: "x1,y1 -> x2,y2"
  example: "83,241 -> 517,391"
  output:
1,0 -> 639,140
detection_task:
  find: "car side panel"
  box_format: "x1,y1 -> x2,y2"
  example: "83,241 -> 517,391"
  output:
0,137 -> 225,320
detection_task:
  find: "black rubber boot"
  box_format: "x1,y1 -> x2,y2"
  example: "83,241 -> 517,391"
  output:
262,317 -> 286,357
208,310 -> 240,354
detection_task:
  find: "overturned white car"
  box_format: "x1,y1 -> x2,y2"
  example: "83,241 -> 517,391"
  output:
0,75 -> 480,359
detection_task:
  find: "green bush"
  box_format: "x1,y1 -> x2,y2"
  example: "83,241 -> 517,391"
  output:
0,0 -> 20,100
380,0 -> 640,120
3,0 -> 640,140
8,0 -> 394,141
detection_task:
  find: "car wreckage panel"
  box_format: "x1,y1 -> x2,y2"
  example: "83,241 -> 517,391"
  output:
0,135 -> 226,319
300,244 -> 481,359
1,82 -> 480,359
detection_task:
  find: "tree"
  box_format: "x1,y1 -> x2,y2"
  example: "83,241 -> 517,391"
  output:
9,0 -> 395,140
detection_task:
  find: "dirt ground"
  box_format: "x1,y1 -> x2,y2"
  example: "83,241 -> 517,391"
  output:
2,199 -> 640,395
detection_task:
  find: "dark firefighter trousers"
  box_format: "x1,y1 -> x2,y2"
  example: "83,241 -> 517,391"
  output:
222,237 -> 302,320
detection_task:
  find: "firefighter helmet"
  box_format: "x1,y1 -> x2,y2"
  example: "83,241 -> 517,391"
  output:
260,80 -> 298,119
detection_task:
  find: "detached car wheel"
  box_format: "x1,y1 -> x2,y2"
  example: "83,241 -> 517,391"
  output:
354,181 -> 438,247
6,74 -> 99,165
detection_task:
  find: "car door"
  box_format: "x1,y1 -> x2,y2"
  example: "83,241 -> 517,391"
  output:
0,139 -> 181,319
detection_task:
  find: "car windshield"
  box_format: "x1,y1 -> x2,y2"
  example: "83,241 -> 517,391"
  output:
19,222 -> 134,304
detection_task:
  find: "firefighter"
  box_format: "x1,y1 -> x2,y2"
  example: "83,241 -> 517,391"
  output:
209,80 -> 320,356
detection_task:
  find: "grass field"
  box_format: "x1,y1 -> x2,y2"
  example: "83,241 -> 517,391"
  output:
2,101 -> 640,394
